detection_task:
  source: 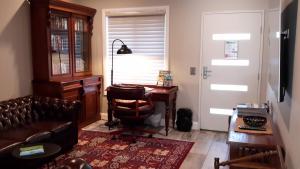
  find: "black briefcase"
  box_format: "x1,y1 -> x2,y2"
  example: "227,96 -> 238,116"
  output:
176,108 -> 192,132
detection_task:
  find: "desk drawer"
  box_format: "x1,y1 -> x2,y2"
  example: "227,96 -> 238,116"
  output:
63,90 -> 81,101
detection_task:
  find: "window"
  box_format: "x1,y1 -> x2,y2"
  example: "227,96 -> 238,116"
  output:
103,7 -> 169,88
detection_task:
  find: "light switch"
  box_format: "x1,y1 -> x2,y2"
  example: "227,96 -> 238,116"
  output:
190,67 -> 196,75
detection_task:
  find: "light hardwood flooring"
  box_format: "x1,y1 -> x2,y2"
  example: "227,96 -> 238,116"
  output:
83,120 -> 229,169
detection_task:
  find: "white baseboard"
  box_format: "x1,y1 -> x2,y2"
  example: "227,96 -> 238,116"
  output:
100,112 -> 108,120
192,121 -> 200,130
160,118 -> 200,130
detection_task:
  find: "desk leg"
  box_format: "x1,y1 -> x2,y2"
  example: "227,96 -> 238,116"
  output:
104,99 -> 114,129
165,101 -> 170,136
172,93 -> 177,128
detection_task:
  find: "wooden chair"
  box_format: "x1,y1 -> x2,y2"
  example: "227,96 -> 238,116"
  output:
214,145 -> 286,169
107,85 -> 156,138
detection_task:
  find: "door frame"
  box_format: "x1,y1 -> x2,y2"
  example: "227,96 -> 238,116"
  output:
198,10 -> 265,129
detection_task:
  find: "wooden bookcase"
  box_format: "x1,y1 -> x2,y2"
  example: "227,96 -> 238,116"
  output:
30,0 -> 102,125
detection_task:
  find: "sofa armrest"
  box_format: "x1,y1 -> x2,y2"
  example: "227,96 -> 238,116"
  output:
62,100 -> 81,126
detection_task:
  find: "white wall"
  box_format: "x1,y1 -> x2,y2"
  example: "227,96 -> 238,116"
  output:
0,0 -> 32,101
265,0 -> 300,168
70,0 -> 268,124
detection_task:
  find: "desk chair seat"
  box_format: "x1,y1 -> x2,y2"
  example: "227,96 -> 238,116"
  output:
107,85 -> 156,139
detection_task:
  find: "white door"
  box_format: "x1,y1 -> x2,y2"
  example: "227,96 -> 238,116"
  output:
200,11 -> 263,131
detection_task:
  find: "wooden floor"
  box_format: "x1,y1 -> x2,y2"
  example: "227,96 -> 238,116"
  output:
83,120 -> 229,169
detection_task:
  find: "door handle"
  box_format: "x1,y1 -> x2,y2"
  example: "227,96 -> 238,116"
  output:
203,66 -> 212,79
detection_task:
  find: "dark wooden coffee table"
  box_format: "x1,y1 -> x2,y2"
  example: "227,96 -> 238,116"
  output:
11,143 -> 61,169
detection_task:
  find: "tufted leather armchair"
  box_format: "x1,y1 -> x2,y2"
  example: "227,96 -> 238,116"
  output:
0,95 -> 80,168
107,85 -> 156,138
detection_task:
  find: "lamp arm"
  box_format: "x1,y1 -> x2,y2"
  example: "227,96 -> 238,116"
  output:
111,39 -> 126,85
112,39 -> 126,46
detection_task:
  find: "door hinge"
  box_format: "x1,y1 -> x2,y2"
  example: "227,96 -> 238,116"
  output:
260,26 -> 262,34
258,73 -> 260,80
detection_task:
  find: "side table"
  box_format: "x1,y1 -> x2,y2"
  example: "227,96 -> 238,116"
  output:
11,143 -> 61,169
227,111 -> 283,168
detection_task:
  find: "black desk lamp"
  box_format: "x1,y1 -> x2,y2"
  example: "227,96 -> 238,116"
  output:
105,39 -> 132,128
111,39 -> 132,85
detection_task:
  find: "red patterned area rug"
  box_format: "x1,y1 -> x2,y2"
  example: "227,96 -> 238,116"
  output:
55,130 -> 194,169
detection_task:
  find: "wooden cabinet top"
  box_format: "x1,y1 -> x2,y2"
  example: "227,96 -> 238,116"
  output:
228,111 -> 283,148
30,0 -> 96,16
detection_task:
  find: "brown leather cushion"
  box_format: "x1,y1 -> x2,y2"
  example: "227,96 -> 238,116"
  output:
114,104 -> 153,120
28,121 -> 72,133
0,139 -> 22,154
115,104 -> 152,114
0,127 -> 39,142
115,99 -> 148,108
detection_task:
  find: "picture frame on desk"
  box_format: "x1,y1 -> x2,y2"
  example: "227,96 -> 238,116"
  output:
157,70 -> 173,87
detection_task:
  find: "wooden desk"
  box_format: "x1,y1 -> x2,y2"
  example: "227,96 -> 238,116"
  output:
227,111 -> 283,168
106,85 -> 178,136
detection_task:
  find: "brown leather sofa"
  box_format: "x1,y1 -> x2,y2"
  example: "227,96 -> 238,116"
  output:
0,96 -> 80,168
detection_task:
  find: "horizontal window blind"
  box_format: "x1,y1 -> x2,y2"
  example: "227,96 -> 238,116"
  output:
105,14 -> 166,87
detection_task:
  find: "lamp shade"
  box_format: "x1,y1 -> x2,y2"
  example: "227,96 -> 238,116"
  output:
117,45 -> 132,54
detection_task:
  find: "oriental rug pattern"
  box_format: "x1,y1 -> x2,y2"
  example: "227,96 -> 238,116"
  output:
55,130 -> 194,169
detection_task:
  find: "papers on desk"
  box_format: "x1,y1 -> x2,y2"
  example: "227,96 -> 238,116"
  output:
145,87 -> 153,93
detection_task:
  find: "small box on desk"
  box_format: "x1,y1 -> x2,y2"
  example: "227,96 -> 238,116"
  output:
236,103 -> 269,117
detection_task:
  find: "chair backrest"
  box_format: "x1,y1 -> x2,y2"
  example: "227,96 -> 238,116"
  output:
107,85 -> 146,100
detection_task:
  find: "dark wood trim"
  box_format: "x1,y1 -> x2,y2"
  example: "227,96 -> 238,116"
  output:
30,0 -> 96,16
49,0 -> 96,17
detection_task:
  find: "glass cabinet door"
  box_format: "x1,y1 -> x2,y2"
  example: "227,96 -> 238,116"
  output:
74,17 -> 89,73
50,14 -> 71,75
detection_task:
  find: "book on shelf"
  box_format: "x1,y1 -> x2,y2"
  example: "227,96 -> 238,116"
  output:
19,145 -> 45,156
